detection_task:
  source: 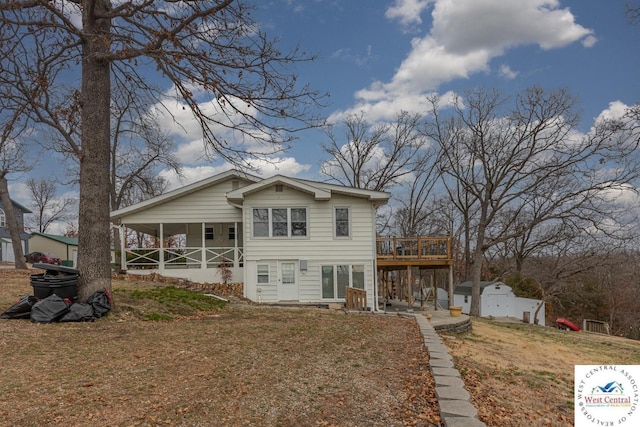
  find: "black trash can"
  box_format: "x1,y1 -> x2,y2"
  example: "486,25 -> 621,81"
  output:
31,263 -> 80,301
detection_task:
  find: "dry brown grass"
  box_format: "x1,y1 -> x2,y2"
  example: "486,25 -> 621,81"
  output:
442,318 -> 640,427
0,269 -> 440,427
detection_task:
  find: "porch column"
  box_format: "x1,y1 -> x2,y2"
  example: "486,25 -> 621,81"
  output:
119,224 -> 126,271
234,221 -> 239,268
201,223 -> 207,269
159,223 -> 164,270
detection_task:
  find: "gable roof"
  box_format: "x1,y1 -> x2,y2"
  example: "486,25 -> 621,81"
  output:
454,281 -> 506,296
30,232 -> 78,246
110,169 -> 261,220
227,175 -> 390,205
111,170 -> 391,221
0,199 -> 33,214
226,175 -> 331,202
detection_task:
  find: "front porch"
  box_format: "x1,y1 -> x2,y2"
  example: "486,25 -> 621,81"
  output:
117,221 -> 244,284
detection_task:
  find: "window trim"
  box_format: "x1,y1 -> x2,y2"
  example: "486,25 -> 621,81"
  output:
334,206 -> 351,238
205,226 -> 215,240
320,264 -> 366,300
0,208 -> 5,227
251,207 -> 308,238
257,264 -> 270,284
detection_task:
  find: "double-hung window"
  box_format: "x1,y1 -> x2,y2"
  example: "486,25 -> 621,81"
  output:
252,207 -> 307,238
335,207 -> 350,237
257,264 -> 270,284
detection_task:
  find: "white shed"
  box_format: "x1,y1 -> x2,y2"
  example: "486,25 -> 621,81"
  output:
453,281 -> 545,326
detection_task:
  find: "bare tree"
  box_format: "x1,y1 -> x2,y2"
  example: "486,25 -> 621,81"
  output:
321,111 -> 428,192
27,178 -> 75,234
2,1 -> 326,300
427,86 -> 640,316
628,1 -> 640,24
0,62 -> 33,270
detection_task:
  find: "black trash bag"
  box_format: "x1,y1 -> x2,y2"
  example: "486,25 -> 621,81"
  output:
30,294 -> 71,323
59,303 -> 95,322
86,289 -> 113,318
0,295 -> 38,319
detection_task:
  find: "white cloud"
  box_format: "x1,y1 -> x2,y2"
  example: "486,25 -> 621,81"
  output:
158,157 -> 312,191
429,0 -> 593,53
385,0 -> 433,28
582,35 -> 598,48
151,85 -> 275,155
499,64 -> 519,80
595,101 -> 630,123
173,138 -> 210,164
336,0 -> 594,122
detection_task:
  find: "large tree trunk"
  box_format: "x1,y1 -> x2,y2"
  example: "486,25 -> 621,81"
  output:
469,245 -> 483,317
77,1 -> 113,301
0,175 -> 27,269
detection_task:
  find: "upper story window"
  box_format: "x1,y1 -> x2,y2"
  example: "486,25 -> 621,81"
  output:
0,208 -> 5,227
335,207 -> 350,237
252,207 -> 307,238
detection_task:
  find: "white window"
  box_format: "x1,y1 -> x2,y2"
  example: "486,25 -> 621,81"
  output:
0,208 -> 5,227
335,207 -> 350,237
253,209 -> 269,237
252,208 -> 307,238
257,264 -> 270,284
205,227 -> 214,240
321,264 -> 365,299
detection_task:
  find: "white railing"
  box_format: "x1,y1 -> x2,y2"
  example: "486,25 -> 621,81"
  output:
125,247 -> 244,270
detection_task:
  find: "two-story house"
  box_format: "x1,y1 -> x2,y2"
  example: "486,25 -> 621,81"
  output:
110,170 -> 390,309
0,199 -> 32,262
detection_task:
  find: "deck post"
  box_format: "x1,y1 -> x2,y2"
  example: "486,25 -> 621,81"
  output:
449,264 -> 454,308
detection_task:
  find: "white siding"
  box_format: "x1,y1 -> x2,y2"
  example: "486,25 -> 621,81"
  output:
242,185 -> 378,307
119,178 -> 247,224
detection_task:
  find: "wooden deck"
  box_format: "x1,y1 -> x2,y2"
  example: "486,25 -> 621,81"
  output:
376,236 -> 453,270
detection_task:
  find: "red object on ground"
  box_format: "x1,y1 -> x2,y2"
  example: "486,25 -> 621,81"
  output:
556,317 -> 580,331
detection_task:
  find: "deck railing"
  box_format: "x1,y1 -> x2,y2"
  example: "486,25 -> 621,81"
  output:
376,236 -> 451,262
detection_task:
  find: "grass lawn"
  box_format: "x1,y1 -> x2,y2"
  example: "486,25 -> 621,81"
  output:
442,317 -> 640,426
0,269 -> 440,427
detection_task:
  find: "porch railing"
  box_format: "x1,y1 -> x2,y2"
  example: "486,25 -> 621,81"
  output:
125,247 -> 244,270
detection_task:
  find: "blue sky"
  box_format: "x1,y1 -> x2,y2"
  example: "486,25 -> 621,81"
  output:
11,0 -> 640,231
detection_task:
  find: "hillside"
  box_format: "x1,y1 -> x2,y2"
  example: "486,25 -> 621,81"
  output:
442,318 -> 640,426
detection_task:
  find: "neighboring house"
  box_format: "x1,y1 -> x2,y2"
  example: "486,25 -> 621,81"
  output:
28,232 -> 116,267
28,233 -> 79,266
0,199 -> 32,263
453,281 -> 546,326
110,170 -> 391,309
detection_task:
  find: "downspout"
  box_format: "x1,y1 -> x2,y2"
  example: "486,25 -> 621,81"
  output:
372,204 -> 379,312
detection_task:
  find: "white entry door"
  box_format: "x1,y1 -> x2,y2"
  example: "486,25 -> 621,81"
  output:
278,262 -> 298,301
